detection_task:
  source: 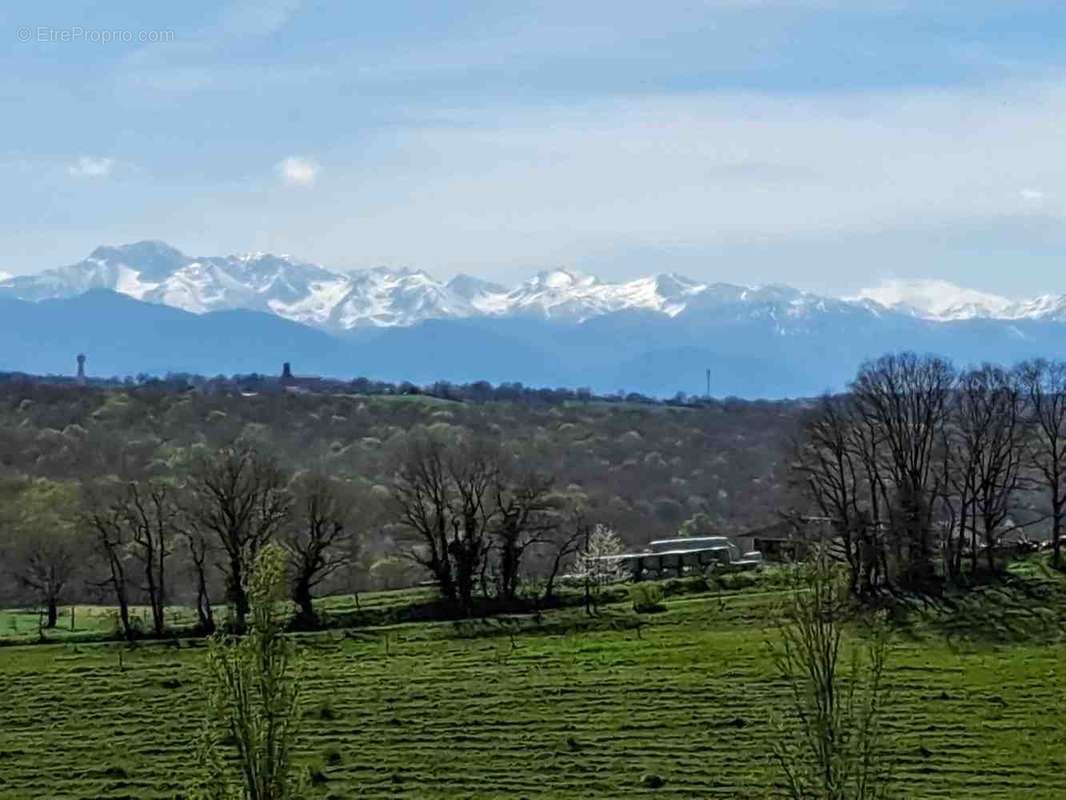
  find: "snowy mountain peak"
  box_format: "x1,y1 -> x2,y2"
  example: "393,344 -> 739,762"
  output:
4,241 -> 1065,332
446,274 -> 507,300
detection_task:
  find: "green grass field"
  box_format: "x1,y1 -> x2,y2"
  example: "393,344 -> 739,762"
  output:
0,576 -> 1064,799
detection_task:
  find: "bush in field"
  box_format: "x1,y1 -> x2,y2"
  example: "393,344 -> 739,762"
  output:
771,554 -> 892,800
192,543 -> 305,800
629,583 -> 665,614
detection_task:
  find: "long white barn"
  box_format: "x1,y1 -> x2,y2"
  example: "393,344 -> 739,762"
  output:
605,536 -> 763,580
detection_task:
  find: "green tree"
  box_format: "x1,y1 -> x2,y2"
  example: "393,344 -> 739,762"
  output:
772,553 -> 891,800
6,480 -> 82,629
194,543 -> 305,800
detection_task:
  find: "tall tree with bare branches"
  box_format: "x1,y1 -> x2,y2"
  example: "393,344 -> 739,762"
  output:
954,366 -> 1026,573
284,473 -> 355,628
1019,359 -> 1066,569
391,437 -> 501,613
125,481 -> 178,635
851,353 -> 955,588
491,471 -> 558,602
185,445 -> 292,633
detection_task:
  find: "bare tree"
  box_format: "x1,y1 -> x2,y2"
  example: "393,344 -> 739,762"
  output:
953,366 -> 1026,574
851,353 -> 955,588
1019,359 -> 1066,568
84,500 -> 135,639
391,438 -> 456,602
540,513 -> 586,604
491,471 -> 558,602
125,481 -> 177,635
794,396 -> 866,593
446,444 -> 497,612
284,473 -> 354,628
391,438 -> 499,613
185,445 -> 292,632
183,525 -> 216,634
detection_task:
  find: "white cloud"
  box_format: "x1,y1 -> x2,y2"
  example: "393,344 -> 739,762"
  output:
852,278 -> 1014,318
67,156 -> 114,179
1020,187 -> 1047,201
219,0 -> 303,37
276,156 -> 318,187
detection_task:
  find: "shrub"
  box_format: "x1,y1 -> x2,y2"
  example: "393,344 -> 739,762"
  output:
629,583 -> 666,614
770,553 -> 892,800
191,543 -> 305,800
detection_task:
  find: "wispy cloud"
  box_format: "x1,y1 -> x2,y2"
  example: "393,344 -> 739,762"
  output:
218,0 -> 303,37
67,157 -> 115,179
276,156 -> 318,187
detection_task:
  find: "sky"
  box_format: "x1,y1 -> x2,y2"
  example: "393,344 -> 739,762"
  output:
2,1 -> 1066,296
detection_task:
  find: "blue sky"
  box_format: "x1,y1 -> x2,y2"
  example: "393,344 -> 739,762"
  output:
2,1 -> 1066,295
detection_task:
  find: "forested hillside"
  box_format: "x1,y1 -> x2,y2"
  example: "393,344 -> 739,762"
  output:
0,382 -> 802,607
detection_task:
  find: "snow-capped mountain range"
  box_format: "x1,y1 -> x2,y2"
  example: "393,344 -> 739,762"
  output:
852,279 -> 1066,323
2,240 -> 1059,331
6,241 -> 1066,398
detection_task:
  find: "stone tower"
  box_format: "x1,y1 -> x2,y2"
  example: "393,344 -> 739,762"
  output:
281,362 -> 293,384
76,354 -> 86,386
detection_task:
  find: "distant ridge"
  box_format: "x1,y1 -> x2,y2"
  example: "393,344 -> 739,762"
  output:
2,285 -> 1066,400
5,240 -> 1061,333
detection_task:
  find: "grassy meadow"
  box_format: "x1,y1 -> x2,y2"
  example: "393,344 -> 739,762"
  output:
0,573 -> 1064,799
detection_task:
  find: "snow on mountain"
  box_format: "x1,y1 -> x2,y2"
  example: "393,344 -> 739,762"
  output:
3,241 -> 1065,333
481,269 -> 707,322
852,279 -> 1016,321
1008,294 -> 1066,323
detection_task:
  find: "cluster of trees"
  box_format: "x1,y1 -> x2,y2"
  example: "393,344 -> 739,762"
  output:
0,445 -> 359,636
1,433 -> 635,635
391,437 -> 588,613
795,353 -> 1066,593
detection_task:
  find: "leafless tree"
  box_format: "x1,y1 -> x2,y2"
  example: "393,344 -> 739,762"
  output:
391,438 -> 456,602
539,513 -> 586,604
185,445 -> 292,632
392,437 -> 510,613
1018,359 -> 1066,568
82,480 -> 178,638
284,473 -> 355,627
958,366 -> 1026,573
84,500 -> 135,639
491,471 -> 558,602
125,481 -> 177,635
851,353 -> 955,588
445,444 -> 497,612
182,524 -> 216,634
794,396 -> 866,593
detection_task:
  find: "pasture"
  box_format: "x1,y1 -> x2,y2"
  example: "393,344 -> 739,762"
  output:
0,579 -> 1064,799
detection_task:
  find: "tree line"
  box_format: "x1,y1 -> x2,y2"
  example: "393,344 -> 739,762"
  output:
794,353 -> 1066,594
0,446 -> 361,636
0,435 -> 604,637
